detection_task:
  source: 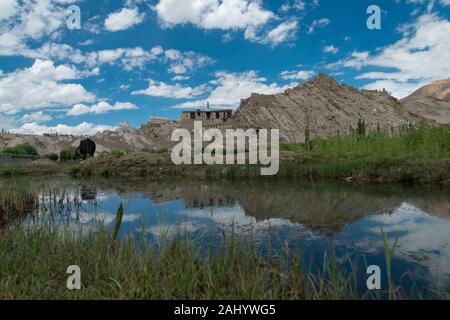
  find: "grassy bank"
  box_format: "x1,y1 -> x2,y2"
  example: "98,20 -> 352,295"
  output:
2,124 -> 450,184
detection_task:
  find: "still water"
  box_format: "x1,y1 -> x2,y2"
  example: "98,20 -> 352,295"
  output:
17,178 -> 450,296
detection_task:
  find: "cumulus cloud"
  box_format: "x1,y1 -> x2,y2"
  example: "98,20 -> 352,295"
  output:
172,71 -> 288,109
164,49 -> 214,74
307,18 -> 330,33
21,43 -> 213,73
11,122 -> 115,136
67,102 -> 137,116
280,70 -> 315,80
155,0 -> 274,30
331,13 -> 450,98
280,0 -> 306,12
132,80 -> 207,99
0,59 -> 95,115
154,0 -> 299,46
323,45 -> 339,54
0,0 -> 76,56
22,111 -> 53,123
246,20 -> 299,46
0,0 -> 18,21
104,7 -> 144,32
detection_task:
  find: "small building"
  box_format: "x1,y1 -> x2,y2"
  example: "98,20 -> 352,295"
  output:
180,102 -> 233,122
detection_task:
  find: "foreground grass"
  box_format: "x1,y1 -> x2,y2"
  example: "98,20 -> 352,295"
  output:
0,222 -> 362,300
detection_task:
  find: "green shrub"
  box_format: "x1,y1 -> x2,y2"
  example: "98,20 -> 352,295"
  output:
2,144 -> 38,156
45,153 -> 59,161
59,147 -> 78,162
111,149 -> 125,158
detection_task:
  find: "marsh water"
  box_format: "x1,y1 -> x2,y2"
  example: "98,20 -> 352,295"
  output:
6,176 -> 450,296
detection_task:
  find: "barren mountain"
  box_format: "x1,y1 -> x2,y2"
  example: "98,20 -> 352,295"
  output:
401,78 -> 450,124
234,73 -> 425,143
0,133 -> 77,155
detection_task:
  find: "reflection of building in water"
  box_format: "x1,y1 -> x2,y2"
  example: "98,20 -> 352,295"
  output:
80,185 -> 97,201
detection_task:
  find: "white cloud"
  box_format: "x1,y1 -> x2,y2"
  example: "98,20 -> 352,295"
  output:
155,0 -> 281,45
247,20 -> 298,46
67,102 -> 137,116
362,79 -> 429,99
307,18 -> 330,33
332,13 -> 450,98
0,0 -> 18,21
155,0 -> 274,30
22,111 -> 53,123
90,47 -> 158,71
0,0 -> 74,56
22,43 -> 213,73
132,80 -> 207,99
0,59 -> 95,115
11,122 -> 115,136
164,49 -> 214,74
323,45 -> 339,54
173,71 -> 288,109
172,75 -> 190,81
104,7 -> 144,32
280,70 -> 315,80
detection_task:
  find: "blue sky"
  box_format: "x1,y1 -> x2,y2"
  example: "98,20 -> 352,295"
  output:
0,0 -> 449,135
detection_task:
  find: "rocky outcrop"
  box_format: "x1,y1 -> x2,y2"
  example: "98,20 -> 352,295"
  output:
234,73 -> 425,143
401,78 -> 450,124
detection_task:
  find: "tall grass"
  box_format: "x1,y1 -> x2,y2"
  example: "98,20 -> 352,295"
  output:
0,180 -> 38,217
283,124 -> 450,159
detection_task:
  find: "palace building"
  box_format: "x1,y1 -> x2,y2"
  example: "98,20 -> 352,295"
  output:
178,102 -> 234,130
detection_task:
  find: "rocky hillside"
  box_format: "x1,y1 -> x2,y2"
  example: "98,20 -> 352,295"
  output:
0,133 -> 77,155
234,73 -> 425,143
0,120 -> 178,156
401,78 -> 450,124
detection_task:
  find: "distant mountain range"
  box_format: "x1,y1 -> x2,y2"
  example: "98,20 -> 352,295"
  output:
1,74 -> 450,153
401,77 -> 450,125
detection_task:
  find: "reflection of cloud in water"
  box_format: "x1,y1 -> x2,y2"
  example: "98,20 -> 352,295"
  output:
182,206 -> 319,239
144,221 -> 209,238
75,211 -> 142,225
354,202 -> 450,288
143,206 -> 320,241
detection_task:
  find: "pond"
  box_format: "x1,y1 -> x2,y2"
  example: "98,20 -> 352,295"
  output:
5,177 -> 450,297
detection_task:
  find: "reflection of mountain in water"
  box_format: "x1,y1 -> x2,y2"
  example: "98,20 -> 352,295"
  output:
97,179 -> 450,235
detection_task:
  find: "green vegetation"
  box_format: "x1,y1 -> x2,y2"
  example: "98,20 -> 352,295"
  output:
45,153 -> 59,162
111,149 -> 125,158
0,214 -> 446,299
59,147 -> 78,162
283,124 -> 450,159
1,144 -> 38,156
0,180 -> 37,226
0,164 -> 26,177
